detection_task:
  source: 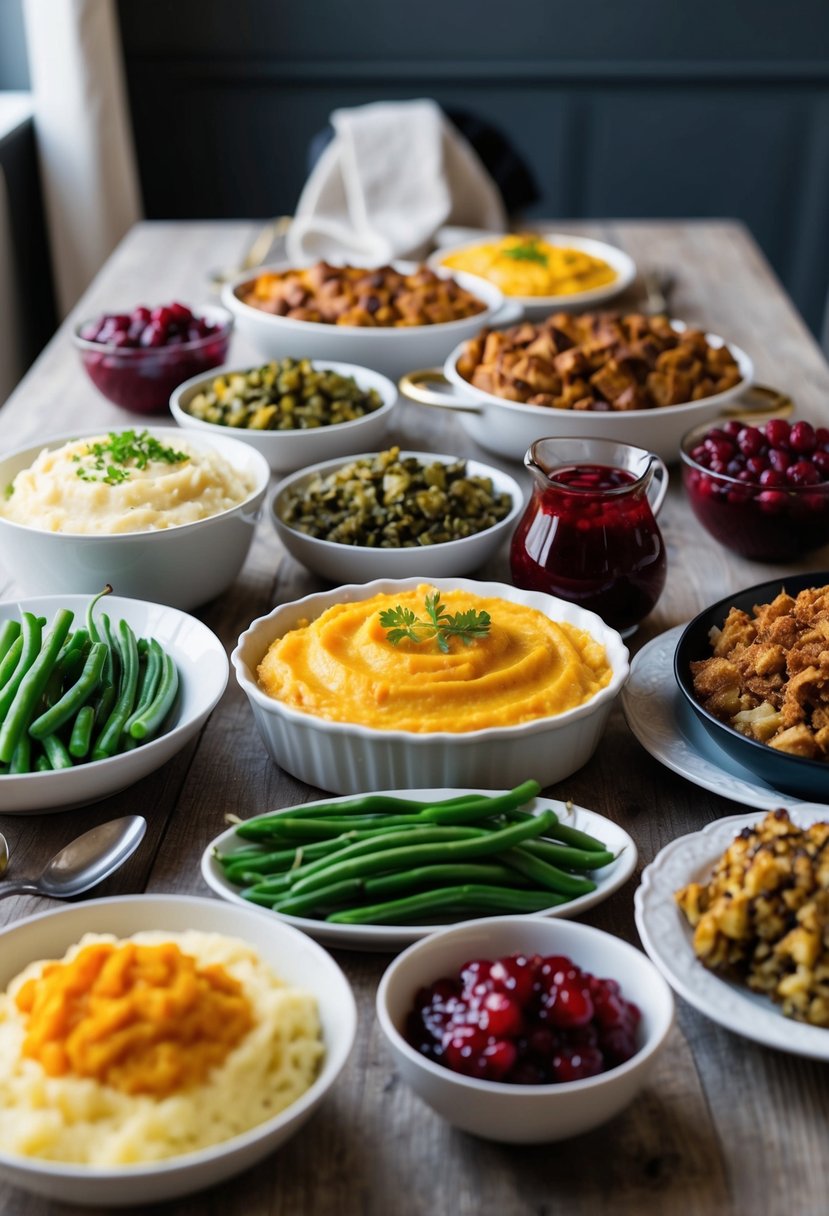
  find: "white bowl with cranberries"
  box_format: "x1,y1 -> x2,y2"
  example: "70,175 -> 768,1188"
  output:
680,417 -> 829,560
376,915 -> 674,1143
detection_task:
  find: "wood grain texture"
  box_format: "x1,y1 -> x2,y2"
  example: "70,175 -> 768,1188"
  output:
0,220 -> 828,1215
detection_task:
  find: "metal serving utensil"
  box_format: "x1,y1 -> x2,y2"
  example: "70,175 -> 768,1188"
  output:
0,815 -> 146,901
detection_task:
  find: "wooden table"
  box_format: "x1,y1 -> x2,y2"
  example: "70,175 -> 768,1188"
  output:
1,220 -> 829,1216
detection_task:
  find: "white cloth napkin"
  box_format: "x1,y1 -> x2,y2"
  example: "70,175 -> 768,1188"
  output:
285,99 -> 507,265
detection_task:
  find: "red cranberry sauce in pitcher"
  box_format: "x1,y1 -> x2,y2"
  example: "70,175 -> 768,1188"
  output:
509,463 -> 666,634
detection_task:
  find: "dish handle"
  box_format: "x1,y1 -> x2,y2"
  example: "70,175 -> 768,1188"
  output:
723,384 -> 794,419
398,370 -> 484,414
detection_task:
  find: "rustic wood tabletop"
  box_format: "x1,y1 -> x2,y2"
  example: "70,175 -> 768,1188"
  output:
1,219 -> 828,1216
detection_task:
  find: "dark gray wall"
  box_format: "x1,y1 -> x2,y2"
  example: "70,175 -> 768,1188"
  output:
114,0 -> 829,334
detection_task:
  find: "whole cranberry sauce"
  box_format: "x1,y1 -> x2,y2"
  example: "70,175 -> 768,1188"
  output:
405,952 -> 641,1084
510,463 -> 667,634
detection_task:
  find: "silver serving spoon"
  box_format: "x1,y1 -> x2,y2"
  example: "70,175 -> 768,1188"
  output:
0,815 -> 146,901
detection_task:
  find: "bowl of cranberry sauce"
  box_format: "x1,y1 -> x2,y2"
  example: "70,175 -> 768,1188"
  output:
376,916 -> 674,1143
681,418 -> 829,561
73,303 -> 232,415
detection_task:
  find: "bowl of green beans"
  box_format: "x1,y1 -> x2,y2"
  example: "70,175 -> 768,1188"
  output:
0,592 -> 228,814
170,359 -> 398,473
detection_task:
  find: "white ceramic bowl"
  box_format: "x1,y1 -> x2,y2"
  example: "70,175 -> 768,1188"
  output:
376,915 -> 674,1143
0,428 -> 270,610
221,262 -> 522,380
0,895 -> 356,1207
399,321 -> 754,464
0,594 -> 228,814
271,451 -> 524,583
429,231 -> 637,319
232,576 -> 629,794
170,360 -> 399,474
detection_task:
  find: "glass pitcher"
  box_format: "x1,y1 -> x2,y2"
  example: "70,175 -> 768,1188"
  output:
510,437 -> 668,636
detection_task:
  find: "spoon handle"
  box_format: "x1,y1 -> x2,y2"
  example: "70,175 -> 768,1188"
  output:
0,883 -> 45,900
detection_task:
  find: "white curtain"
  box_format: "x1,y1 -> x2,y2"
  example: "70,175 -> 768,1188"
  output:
22,0 -> 142,317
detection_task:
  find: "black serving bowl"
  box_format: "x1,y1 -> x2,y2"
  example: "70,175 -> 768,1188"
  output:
674,572 -> 829,801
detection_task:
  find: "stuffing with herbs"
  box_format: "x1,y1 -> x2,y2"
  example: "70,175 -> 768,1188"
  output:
279,448 -> 512,547
457,311 -> 742,411
676,809 -> 829,1026
184,359 -> 382,430
690,584 -> 829,762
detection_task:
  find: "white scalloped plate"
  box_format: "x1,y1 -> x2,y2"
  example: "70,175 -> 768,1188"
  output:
201,789 -> 637,951
621,625 -> 827,813
635,808 -> 829,1058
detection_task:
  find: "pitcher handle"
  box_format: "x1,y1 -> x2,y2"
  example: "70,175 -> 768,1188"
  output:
649,455 -> 669,517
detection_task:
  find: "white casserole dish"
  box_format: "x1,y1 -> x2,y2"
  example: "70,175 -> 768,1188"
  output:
232,576 -> 629,794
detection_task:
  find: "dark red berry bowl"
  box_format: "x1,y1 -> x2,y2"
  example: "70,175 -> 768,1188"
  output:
680,417 -> 829,561
72,303 -> 233,416
376,916 -> 674,1143
674,573 -> 829,801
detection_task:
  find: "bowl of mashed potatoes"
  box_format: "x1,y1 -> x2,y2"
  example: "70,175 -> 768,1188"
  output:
0,428 -> 270,609
233,577 -> 629,793
0,894 -> 356,1207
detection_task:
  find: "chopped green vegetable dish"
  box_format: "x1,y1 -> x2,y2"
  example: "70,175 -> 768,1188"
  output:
185,358 -> 382,430
281,447 -> 513,547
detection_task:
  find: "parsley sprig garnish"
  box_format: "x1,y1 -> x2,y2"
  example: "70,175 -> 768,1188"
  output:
502,238 -> 548,266
73,430 -> 189,485
380,591 -> 491,654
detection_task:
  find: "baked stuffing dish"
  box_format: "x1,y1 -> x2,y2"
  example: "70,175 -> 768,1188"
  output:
676,809 -> 829,1026
690,585 -> 829,763
456,311 -> 742,411
238,263 -> 487,328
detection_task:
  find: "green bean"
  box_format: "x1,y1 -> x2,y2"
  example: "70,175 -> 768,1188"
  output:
28,642 -> 107,739
419,780 -> 541,824
504,807 -> 611,853
501,847 -> 596,897
99,613 -> 121,692
68,705 -> 95,758
56,627 -> 90,665
0,613 -> 42,721
234,792 -> 482,834
287,811 -> 557,898
0,635 -> 23,693
127,652 -> 178,741
0,620 -> 20,665
122,640 -> 162,737
9,734 -> 31,774
42,733 -> 73,770
281,825 -> 489,889
270,878 -> 367,917
363,862 -> 525,900
221,838 -> 350,883
91,619 -> 139,760
85,585 -> 112,644
521,839 -> 615,872
328,884 -> 567,925
0,609 -> 73,764
35,752 -> 51,772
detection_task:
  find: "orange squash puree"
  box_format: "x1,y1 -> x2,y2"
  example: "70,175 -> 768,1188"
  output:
15,941 -> 254,1098
257,586 -> 612,732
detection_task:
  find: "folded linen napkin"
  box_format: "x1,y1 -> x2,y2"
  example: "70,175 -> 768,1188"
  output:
285,99 -> 507,265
